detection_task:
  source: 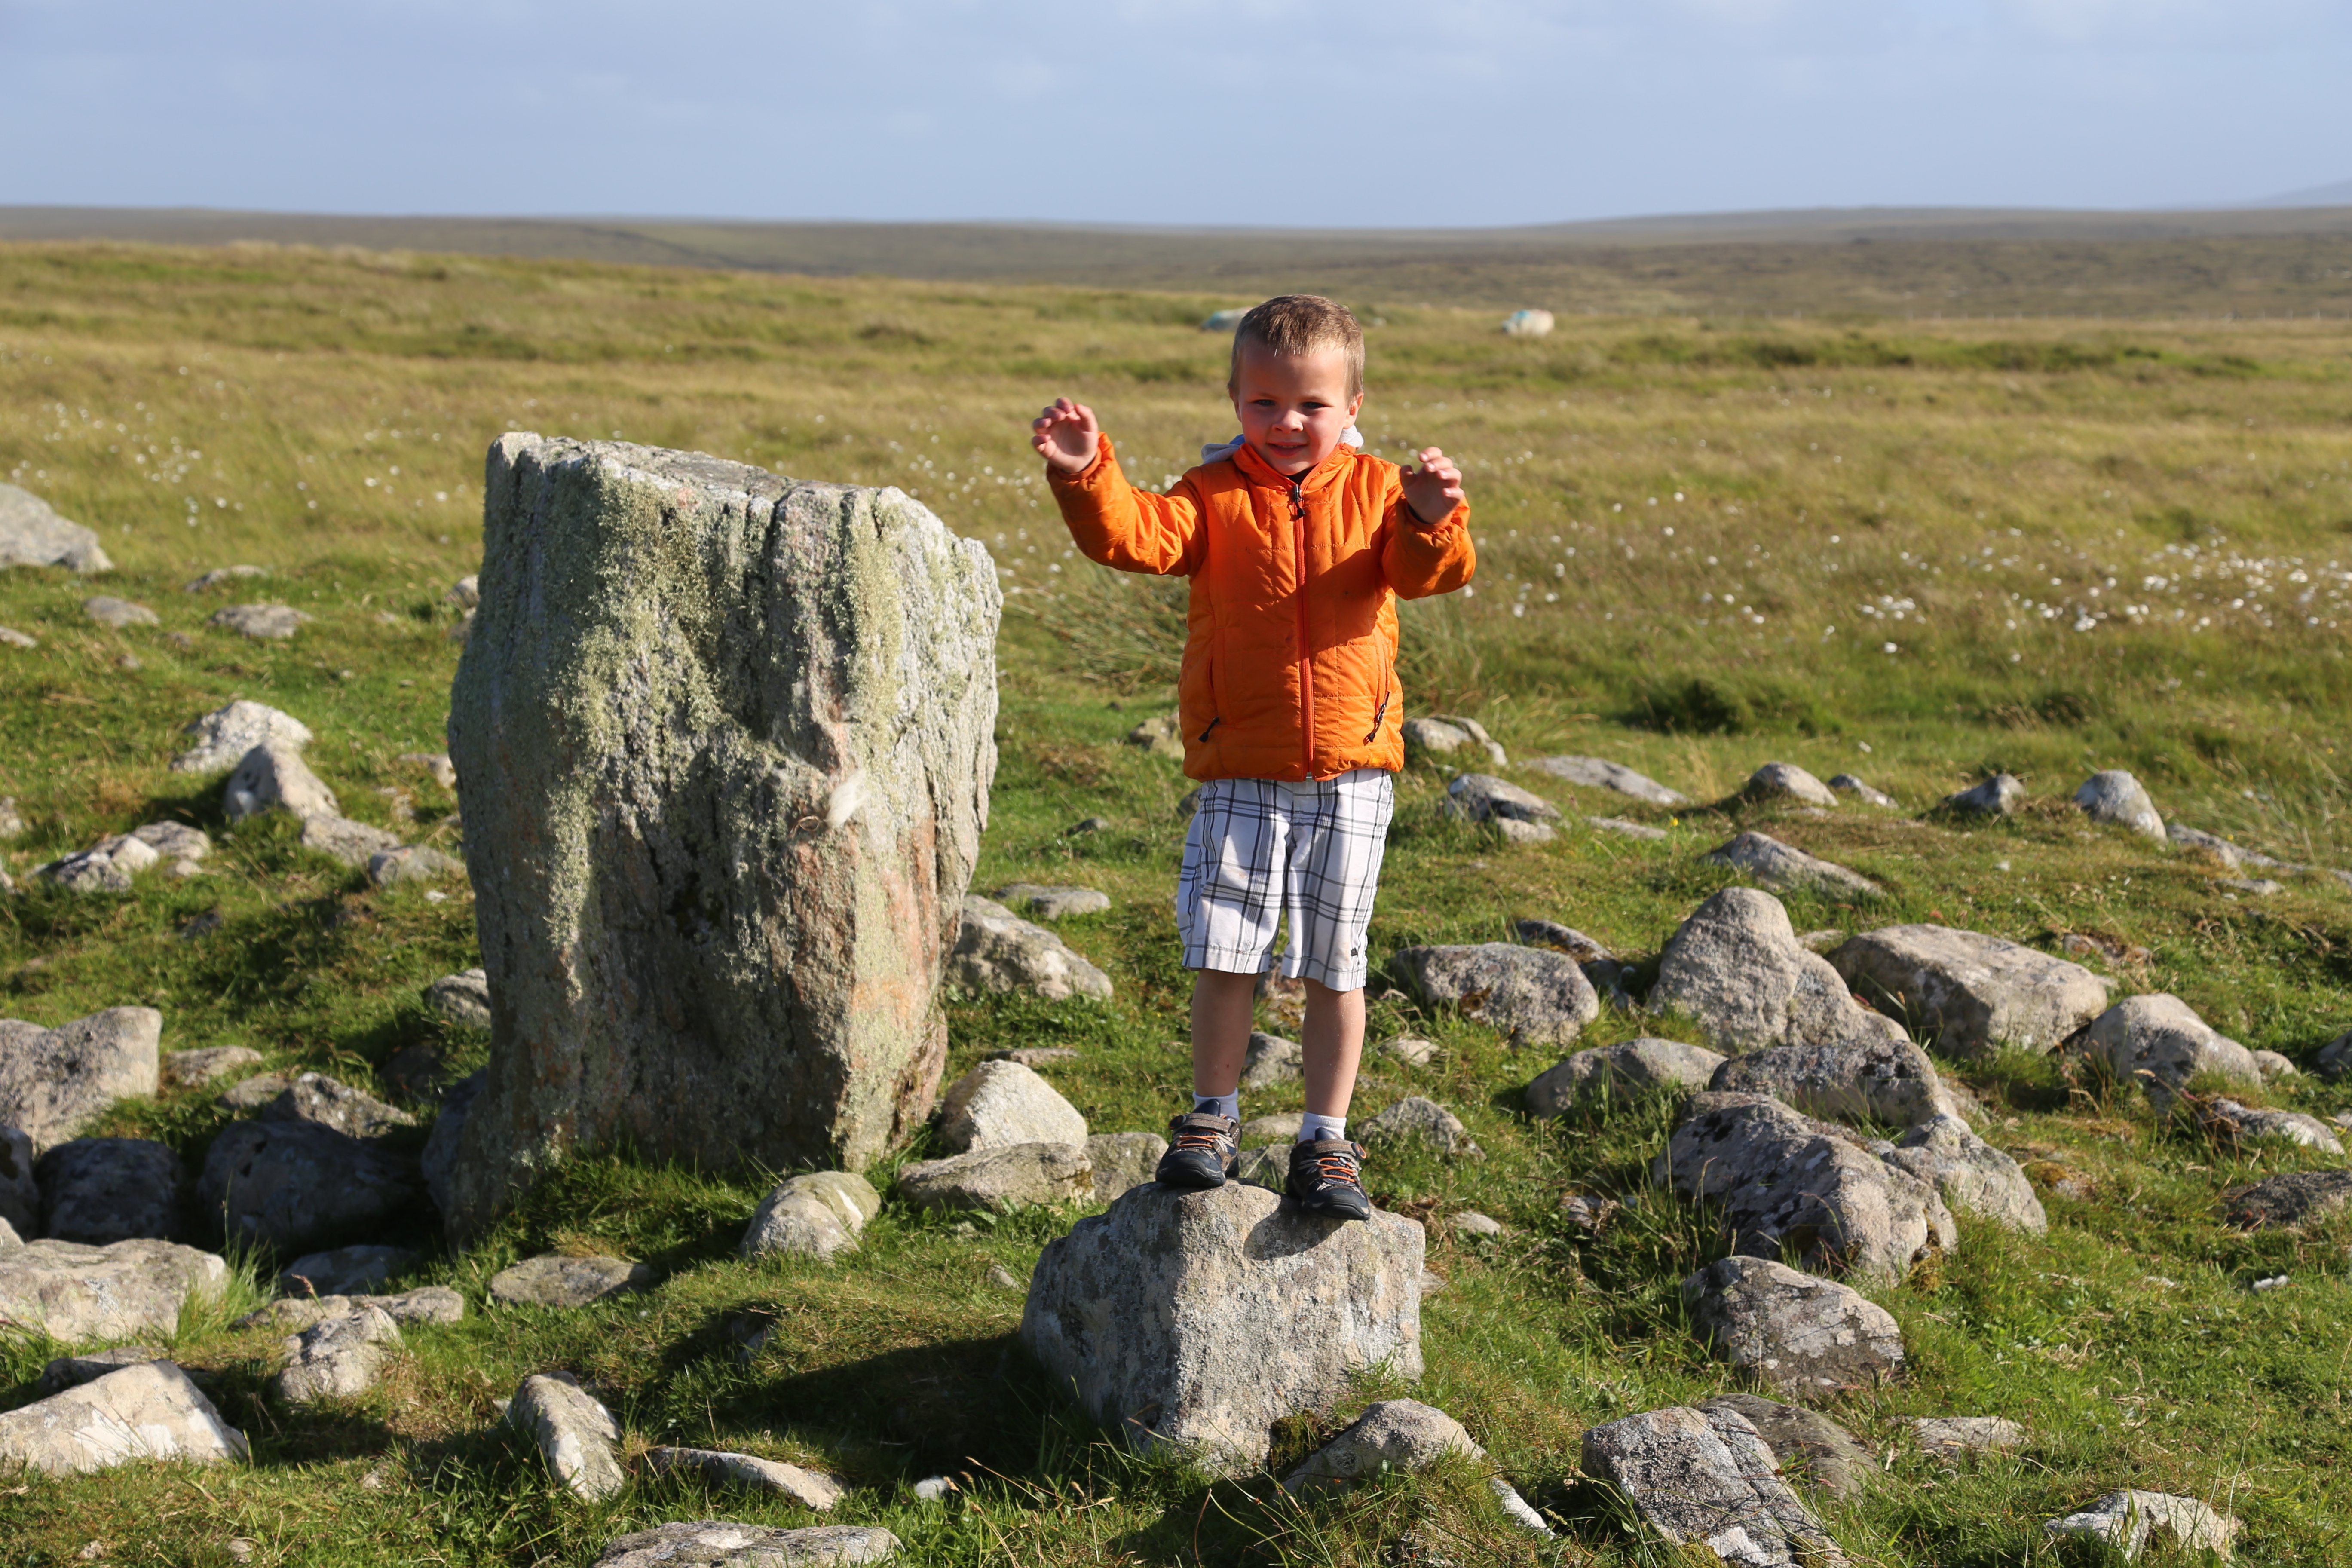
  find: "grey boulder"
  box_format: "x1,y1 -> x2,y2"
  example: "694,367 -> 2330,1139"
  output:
209,603 -> 311,639
896,1142 -> 1093,1212
1580,1402 -> 1850,1566
369,845 -> 460,886
174,700 -> 312,774
164,1046 -> 266,1087
1650,888 -> 1906,1057
0,1238 -> 227,1341
1681,1255 -> 1906,1398
947,896 -> 1113,1002
84,595 -> 158,628
217,1072 -> 290,1112
1282,1398 -> 1478,1487
1828,925 -> 2109,1058
1913,1415 -> 2025,1457
300,814 -> 402,867
36,836 -> 156,893
1357,1096 -> 1482,1158
935,1059 -> 1087,1154
275,1303 -> 402,1403
741,1171 -> 881,1263
263,1071 -> 416,1139
2044,1491 -> 2238,1560
2083,994 -> 2260,1107
1442,772 -> 1559,829
590,1523 -> 900,1568
1696,1393 -> 1878,1498
0,1006 -> 163,1151
1945,773 -> 2024,815
36,1137 -> 188,1243
2076,770 -> 2164,838
0,1124 -> 39,1236
1523,754 -> 1688,806
1237,1030 -> 1302,1089
2226,1170 -> 2352,1229
239,1285 -> 464,1331
1022,1180 -> 1423,1476
489,1254 -> 655,1308
1404,715 -> 1504,767
1083,1131 -> 1168,1202
642,1446 -> 845,1510
1389,943 -> 1598,1048
425,968 -> 491,1029
1743,763 -> 1839,808
2198,1098 -> 2343,1155
224,742 -> 339,822
0,483 -> 112,573
1826,774 -> 1895,808
1706,832 -> 1880,898
1708,1037 -> 1958,1129
0,1362 -> 246,1476
1882,1116 -> 2047,1232
38,1345 -> 165,1395
992,883 -> 1110,921
510,1372 -> 626,1501
279,1244 -> 420,1298
199,1120 -> 422,1252
1525,1038 -> 1729,1117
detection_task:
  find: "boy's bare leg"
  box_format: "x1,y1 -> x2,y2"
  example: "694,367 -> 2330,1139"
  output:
1189,968 -> 1257,1100
1301,978 -> 1365,1120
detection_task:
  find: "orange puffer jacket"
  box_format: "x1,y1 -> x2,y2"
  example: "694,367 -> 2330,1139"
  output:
1048,434 -> 1475,781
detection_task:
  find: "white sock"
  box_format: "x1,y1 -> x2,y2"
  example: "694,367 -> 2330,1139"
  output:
1298,1113 -> 1347,1144
1193,1092 -> 1239,1122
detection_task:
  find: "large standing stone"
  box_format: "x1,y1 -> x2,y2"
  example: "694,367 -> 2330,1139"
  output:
36,1137 -> 188,1243
1708,1038 -> 1959,1128
1882,1116 -> 2046,1232
946,896 -> 1112,1001
1523,754 -> 1688,805
590,1523 -> 900,1568
510,1372 -> 626,1501
1681,1256 -> 1906,1397
2083,994 -> 2260,1108
1650,889 -> 1906,1057
740,1171 -> 881,1262
489,1254 -> 655,1308
1526,1038 -> 1729,1116
443,436 -> 999,1240
934,1060 -> 1087,1154
2076,771 -> 2164,838
1656,1093 -> 1954,1283
2044,1491 -> 2238,1559
0,1362 -> 246,1476
1580,1403 -> 1850,1566
0,1239 -> 228,1340
173,700 -> 312,774
275,1303 -> 403,1403
896,1142 -> 1093,1211
1705,833 -> 1880,897
1828,925 -> 2108,1058
199,1120 -> 422,1252
1022,1181 -> 1423,1476
0,1006 -> 163,1151
0,483 -> 111,573
1389,943 -> 1598,1048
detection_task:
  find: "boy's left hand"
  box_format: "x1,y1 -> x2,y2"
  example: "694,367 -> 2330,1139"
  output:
1400,448 -> 1464,525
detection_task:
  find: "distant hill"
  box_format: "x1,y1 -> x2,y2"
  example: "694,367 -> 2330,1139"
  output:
2248,177 -> 2352,208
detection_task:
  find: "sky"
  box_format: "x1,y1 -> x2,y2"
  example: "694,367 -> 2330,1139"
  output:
3,0 -> 2348,229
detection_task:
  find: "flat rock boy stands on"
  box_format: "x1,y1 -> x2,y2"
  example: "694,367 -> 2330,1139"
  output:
1033,295 -> 1475,1218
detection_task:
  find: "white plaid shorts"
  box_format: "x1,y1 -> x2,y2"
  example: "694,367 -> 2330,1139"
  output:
1175,769 -> 1396,992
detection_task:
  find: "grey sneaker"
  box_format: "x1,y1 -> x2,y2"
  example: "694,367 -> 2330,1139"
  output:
1156,1112 -> 1239,1189
1286,1139 -> 1372,1221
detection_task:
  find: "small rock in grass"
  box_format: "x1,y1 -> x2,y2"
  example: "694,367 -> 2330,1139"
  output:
38,1345 -> 165,1396
897,1142 -> 1093,1211
1522,755 -> 1688,805
1882,1115 -> 2047,1232
1083,1131 -> 1167,1201
1681,1255 -> 1905,1398
2250,1049 -> 2298,1081
1358,1096 -> 1481,1157
509,1373 -> 625,1501
2165,822 -> 2245,867
1826,774 -> 1895,807
425,969 -> 491,1029
1526,1038 -> 1726,1116
1066,815 -> 1111,835
0,1362 -> 246,1476
1510,919 -> 1612,965
236,1286 -> 463,1332
0,797 -> 21,839
1442,773 -> 1559,828
1798,929 -> 1845,952
1452,1210 -> 1503,1237
224,743 -> 338,822
397,751 -> 459,790
1581,1402 -> 1850,1565
446,575 -> 480,609
130,822 -> 210,861
0,483 -> 111,573
0,1006 -> 162,1152
278,1244 -> 420,1298
1696,1393 -> 1878,1498
216,1072 -> 289,1112
301,815 -> 401,867
1390,943 -> 1598,1048
263,1072 -> 416,1139
986,1263 -> 1022,1290
641,1446 -> 844,1510
945,896 -> 1113,1001
2197,1098 -> 2343,1155
1125,714 -> 1184,758
1587,815 -> 1667,839
488,1254 -> 655,1308
37,1137 -> 189,1244
992,883 -> 1110,920
83,596 -> 157,630
274,1303 -> 402,1403
2075,770 -> 2165,839
209,603 -> 310,640
1705,831 -> 1880,897
740,1171 -> 881,1263
1912,1415 -> 2024,1458
2226,1170 -> 2352,1229
591,1523 -> 899,1568
0,627 -> 35,649
935,1060 -> 1087,1154
183,565 -> 267,592
1376,1035 -> 1441,1068
175,701 -> 313,775
1237,1030 -> 1302,1088
983,1047 -> 1079,1067
2044,1491 -> 2237,1560
1945,773 -> 2024,816
1490,815 -> 1554,845
1280,1399 -> 1491,1492
35,843 -> 142,894
2219,876 -> 2285,896
1238,1113 -> 1302,1147
368,845 -> 459,887
1743,763 -> 1838,808
2084,994 -> 2261,1109
421,1070 -> 483,1217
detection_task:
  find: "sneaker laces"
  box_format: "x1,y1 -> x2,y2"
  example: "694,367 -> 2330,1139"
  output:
1174,1124 -> 1229,1153
1308,1148 -> 1362,1188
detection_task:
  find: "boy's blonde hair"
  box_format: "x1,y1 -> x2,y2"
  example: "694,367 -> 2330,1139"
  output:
1228,295 -> 1364,399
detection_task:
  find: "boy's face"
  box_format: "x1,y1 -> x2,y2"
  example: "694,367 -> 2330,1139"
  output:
1229,342 -> 1363,477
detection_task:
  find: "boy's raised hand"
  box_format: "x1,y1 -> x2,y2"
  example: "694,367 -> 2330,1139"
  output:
1400,447 -> 1465,525
1032,397 -> 1101,475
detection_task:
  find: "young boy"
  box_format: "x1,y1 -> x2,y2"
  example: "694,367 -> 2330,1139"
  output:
1030,294 -> 1474,1220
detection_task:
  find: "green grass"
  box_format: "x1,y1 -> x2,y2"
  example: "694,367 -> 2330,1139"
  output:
0,241 -> 2347,1564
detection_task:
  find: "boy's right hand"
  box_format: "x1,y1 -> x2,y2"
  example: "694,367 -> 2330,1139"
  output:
1032,397 -> 1101,475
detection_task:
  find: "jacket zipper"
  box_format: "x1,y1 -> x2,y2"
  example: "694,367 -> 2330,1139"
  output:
1289,478 -> 1314,778
1198,717 -> 1221,742
1364,689 -> 1392,745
